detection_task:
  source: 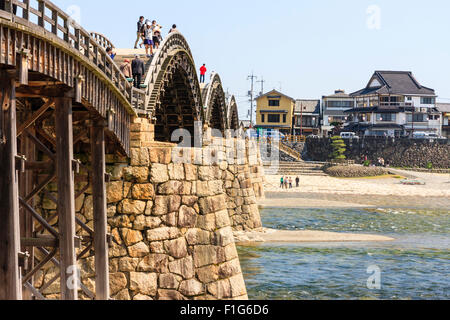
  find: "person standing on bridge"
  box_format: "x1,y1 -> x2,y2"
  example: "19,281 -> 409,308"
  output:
169,24 -> 178,34
152,21 -> 163,50
135,16 -> 145,49
132,54 -> 145,88
120,59 -> 132,79
144,23 -> 154,57
200,64 -> 207,83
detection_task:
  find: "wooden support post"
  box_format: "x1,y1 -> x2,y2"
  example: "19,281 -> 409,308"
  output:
55,97 -> 78,301
0,70 -> 22,300
90,120 -> 110,300
19,119 -> 35,300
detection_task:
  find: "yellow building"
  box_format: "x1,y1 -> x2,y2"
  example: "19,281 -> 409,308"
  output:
255,90 -> 295,135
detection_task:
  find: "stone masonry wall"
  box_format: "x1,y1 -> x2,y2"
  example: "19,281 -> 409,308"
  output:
32,117 -> 265,300
305,137 -> 450,169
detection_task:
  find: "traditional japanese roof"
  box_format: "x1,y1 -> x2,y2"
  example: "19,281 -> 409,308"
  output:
256,89 -> 295,101
351,71 -> 436,97
295,100 -> 321,114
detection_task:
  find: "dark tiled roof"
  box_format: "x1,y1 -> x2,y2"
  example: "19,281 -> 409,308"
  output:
295,100 -> 320,114
345,123 -> 404,132
437,103 -> 450,113
345,106 -> 413,114
351,71 -> 436,96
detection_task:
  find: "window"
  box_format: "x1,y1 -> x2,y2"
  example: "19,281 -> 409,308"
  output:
261,114 -> 265,123
327,101 -> 354,108
407,97 -> 412,101
268,114 -> 280,123
408,114 -> 426,122
421,97 -> 436,105
377,114 -> 396,122
268,100 -> 280,107
283,114 -> 287,123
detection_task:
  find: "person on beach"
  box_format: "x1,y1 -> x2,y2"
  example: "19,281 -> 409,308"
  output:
289,177 -> 293,189
131,54 -> 145,88
284,177 -> 289,189
200,64 -> 207,83
280,177 -> 284,189
296,176 -> 300,188
135,16 -> 145,49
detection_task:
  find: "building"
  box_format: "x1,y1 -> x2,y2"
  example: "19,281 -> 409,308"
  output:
345,71 -> 441,137
293,99 -> 321,136
321,90 -> 355,136
239,120 -> 252,131
255,89 -> 295,135
437,103 -> 450,138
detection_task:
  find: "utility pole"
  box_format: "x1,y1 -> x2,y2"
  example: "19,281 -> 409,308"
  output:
256,77 -> 266,96
247,72 -> 257,128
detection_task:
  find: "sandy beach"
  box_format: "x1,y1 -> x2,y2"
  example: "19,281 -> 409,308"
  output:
237,169 -> 449,244
235,228 -> 395,244
263,169 -> 450,198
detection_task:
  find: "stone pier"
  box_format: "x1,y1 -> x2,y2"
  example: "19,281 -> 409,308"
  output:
33,117 -> 265,300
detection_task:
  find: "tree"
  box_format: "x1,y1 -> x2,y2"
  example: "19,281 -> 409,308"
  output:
330,136 -> 347,161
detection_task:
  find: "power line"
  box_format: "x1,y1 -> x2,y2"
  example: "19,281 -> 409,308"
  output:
256,77 -> 266,96
247,72 -> 257,128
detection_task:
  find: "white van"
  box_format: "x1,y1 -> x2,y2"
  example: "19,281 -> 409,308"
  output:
340,132 -> 358,139
412,132 -> 428,139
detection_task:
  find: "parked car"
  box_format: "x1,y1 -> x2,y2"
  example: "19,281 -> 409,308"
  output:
340,132 -> 359,139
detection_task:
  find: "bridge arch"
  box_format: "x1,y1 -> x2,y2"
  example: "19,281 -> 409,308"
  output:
203,72 -> 227,135
227,95 -> 240,130
140,32 -> 203,143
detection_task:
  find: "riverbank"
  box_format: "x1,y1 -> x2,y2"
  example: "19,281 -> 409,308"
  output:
235,228 -> 394,244
237,169 -> 449,244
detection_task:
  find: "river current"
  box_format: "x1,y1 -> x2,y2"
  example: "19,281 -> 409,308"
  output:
238,207 -> 449,300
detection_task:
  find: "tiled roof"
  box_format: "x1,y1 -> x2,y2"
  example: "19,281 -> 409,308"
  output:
351,71 -> 436,96
295,100 -> 320,114
437,103 -> 450,113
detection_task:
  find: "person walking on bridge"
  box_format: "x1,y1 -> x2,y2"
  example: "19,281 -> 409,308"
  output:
132,54 -> 145,88
144,23 -> 154,57
134,16 -> 145,49
120,59 -> 132,79
200,64 -> 207,83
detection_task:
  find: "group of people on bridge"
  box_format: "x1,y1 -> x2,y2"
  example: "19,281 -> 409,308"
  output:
135,16 -> 178,57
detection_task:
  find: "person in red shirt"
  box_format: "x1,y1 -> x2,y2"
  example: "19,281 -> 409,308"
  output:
200,64 -> 207,83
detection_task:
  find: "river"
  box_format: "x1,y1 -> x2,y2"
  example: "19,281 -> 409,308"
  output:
238,207 -> 450,300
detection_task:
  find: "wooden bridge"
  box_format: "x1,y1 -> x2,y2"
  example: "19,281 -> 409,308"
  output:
0,0 -> 241,300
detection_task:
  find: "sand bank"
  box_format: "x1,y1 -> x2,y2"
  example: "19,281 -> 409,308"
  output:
235,228 -> 394,244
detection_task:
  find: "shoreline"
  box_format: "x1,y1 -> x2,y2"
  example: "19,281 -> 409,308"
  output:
235,228 -> 395,244
242,169 -> 449,244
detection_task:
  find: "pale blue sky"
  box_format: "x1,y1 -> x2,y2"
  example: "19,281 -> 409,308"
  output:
53,0 -> 450,119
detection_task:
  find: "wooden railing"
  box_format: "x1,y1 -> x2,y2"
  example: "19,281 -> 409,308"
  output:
142,31 -> 194,112
283,135 -> 306,143
90,32 -> 115,49
2,0 -> 141,113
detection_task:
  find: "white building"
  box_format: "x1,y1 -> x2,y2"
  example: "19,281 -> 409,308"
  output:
321,90 -> 355,136
345,71 -> 442,137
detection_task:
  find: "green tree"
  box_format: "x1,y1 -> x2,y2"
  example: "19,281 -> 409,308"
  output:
330,136 -> 347,161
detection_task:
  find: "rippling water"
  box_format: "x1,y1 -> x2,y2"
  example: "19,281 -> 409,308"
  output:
238,207 -> 450,300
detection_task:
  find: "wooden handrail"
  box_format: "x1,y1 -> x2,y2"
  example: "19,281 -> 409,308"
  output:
3,0 -> 134,112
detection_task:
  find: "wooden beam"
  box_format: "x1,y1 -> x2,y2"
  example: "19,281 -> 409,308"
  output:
90,120 -> 109,300
55,97 -> 78,301
17,99 -> 55,137
0,70 -> 23,300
